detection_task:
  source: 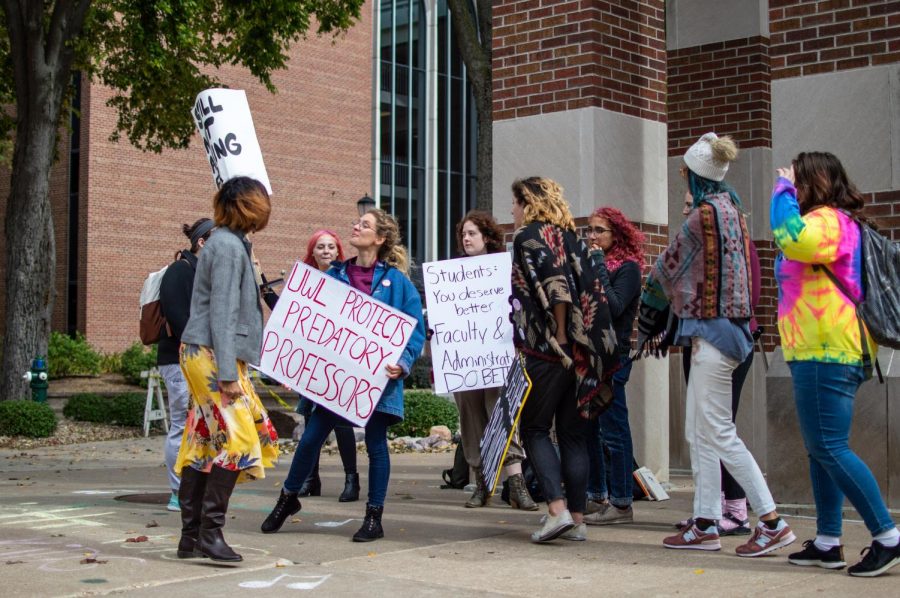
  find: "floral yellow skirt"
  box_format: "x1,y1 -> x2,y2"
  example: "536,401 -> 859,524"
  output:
175,344 -> 278,483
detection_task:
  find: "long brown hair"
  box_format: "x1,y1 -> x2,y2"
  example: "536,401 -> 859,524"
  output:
367,209 -> 410,274
511,177 -> 576,231
456,210 -> 505,255
792,152 -> 867,222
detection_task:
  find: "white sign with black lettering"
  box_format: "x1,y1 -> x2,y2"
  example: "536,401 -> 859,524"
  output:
423,252 -> 514,394
192,88 -> 272,194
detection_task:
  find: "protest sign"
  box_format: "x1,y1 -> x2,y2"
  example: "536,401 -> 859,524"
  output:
256,262 -> 417,427
192,88 -> 272,194
423,252 -> 515,394
480,353 -> 532,494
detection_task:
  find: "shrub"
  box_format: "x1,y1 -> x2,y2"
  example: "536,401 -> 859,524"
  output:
391,389 -> 459,438
406,354 -> 433,390
63,392 -> 146,427
0,400 -> 58,438
120,342 -> 157,386
47,331 -> 101,378
99,351 -> 123,375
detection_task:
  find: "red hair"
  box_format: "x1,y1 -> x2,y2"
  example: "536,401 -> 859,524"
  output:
589,207 -> 646,271
302,230 -> 345,269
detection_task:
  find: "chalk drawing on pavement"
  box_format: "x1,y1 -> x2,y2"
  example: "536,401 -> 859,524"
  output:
0,505 -> 114,530
0,538 -> 145,572
239,573 -> 331,590
314,519 -> 357,528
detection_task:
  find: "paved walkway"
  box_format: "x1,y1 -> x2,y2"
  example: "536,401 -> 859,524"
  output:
0,436 -> 894,596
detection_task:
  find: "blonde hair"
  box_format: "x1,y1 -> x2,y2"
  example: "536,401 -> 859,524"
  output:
711,135 -> 738,163
367,209 -> 410,274
511,177 -> 575,231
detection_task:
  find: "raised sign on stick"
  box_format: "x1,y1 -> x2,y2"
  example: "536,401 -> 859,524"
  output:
423,252 -> 515,394
480,353 -> 532,495
192,88 -> 272,194
256,262 -> 417,427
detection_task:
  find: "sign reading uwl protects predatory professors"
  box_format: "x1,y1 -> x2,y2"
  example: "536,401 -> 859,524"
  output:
257,262 -> 417,427
192,88 -> 272,194
423,252 -> 515,394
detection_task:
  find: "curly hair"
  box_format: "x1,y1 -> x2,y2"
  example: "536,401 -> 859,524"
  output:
792,151 -> 868,222
511,177 -> 575,231
302,230 -> 346,270
456,210 -> 505,255
588,207 -> 646,271
367,209 -> 410,274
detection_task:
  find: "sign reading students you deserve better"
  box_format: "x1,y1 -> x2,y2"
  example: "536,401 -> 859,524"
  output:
423,252 -> 515,394
256,262 -> 417,427
480,353 -> 532,494
192,88 -> 272,194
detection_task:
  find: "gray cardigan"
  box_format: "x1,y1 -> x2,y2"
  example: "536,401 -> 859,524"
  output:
181,227 -> 263,382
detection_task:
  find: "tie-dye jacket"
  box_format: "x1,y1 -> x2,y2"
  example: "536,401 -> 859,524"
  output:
770,176 -> 876,364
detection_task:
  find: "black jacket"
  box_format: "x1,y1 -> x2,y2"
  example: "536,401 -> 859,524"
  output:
157,250 -> 198,366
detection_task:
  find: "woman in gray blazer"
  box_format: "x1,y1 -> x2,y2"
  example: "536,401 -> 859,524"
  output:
174,176 -> 279,563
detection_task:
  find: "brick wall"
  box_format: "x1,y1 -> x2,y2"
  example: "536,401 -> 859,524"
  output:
770,0 -> 900,79
867,189 -> 900,240
493,0 -> 666,121
667,36 -> 771,156
0,8 -> 373,354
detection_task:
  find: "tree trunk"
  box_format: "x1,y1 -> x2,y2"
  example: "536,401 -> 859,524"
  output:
473,85 -> 492,212
0,82 -> 59,401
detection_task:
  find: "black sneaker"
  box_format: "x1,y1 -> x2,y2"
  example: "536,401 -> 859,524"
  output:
848,540 -> 900,578
788,539 -> 846,569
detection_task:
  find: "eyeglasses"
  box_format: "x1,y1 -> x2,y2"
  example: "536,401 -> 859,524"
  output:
586,226 -> 612,236
351,219 -> 374,231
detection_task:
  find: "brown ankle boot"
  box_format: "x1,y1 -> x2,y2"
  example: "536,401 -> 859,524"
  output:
465,470 -> 490,508
507,472 -> 539,511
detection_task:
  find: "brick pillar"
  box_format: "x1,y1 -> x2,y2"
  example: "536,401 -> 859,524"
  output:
492,0 -> 670,480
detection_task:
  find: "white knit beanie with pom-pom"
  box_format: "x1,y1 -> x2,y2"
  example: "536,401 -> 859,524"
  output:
683,132 -> 738,182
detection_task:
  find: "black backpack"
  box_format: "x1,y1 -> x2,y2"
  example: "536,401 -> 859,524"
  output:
817,222 -> 900,382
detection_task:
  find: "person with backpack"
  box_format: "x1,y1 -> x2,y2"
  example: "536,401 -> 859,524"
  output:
157,217 -> 214,512
771,153 -> 900,577
175,177 -> 279,563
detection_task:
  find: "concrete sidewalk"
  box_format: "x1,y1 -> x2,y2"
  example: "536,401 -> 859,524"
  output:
0,436 -> 894,597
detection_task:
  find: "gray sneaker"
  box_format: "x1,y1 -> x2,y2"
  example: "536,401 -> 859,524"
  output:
585,500 -> 609,515
584,504 -> 633,526
560,522 -> 587,541
531,509 -> 575,543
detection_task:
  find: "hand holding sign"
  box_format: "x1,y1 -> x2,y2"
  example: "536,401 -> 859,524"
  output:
193,88 -> 272,194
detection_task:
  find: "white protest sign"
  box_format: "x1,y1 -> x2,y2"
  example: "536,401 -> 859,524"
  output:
423,252 -> 515,394
192,88 -> 272,194
256,262 -> 417,427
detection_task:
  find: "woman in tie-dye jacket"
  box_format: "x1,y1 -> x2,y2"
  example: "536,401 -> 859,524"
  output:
771,152 -> 899,577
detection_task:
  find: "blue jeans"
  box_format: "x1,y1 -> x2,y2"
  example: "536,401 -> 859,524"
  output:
284,409 -> 391,507
588,357 -> 634,507
789,361 -> 896,537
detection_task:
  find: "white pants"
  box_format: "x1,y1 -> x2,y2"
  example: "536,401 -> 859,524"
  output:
685,337 -> 776,520
159,363 -> 190,493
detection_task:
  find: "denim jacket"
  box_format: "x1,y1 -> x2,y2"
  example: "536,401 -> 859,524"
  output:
326,259 -> 426,421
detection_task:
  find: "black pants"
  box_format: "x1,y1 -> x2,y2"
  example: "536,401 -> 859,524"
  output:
519,355 -> 589,514
682,347 -> 754,501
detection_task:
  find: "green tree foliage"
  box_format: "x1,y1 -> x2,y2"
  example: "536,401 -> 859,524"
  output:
0,1 -> 364,401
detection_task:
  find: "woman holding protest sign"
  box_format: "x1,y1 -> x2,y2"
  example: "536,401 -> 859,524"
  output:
293,230 -> 362,502
583,207 -> 644,526
453,210 -> 537,511
175,176 -> 279,563
262,209 -> 425,542
509,177 -> 618,543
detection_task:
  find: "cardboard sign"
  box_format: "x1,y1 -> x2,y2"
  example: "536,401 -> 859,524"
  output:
256,262 -> 417,426
480,353 -> 532,494
423,253 -> 515,394
192,88 -> 272,194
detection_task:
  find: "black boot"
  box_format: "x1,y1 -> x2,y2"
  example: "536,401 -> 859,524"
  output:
465,469 -> 490,508
260,489 -> 302,534
297,458 -> 322,497
338,473 -> 360,503
176,467 -> 208,558
196,466 -> 242,562
352,504 -> 384,542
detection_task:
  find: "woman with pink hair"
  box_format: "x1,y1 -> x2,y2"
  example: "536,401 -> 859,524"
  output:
295,230 -> 360,502
583,207 -> 645,528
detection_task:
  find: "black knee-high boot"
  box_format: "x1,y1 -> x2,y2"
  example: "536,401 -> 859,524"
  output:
197,466 -> 242,562
177,467 -> 208,558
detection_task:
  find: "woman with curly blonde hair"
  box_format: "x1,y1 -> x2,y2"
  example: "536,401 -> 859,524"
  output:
509,177 -> 618,543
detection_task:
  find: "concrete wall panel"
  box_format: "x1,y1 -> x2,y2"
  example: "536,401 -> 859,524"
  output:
666,0 -> 768,51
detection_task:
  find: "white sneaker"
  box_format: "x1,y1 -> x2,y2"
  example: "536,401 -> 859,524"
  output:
531,509 -> 575,543
560,523 -> 587,541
